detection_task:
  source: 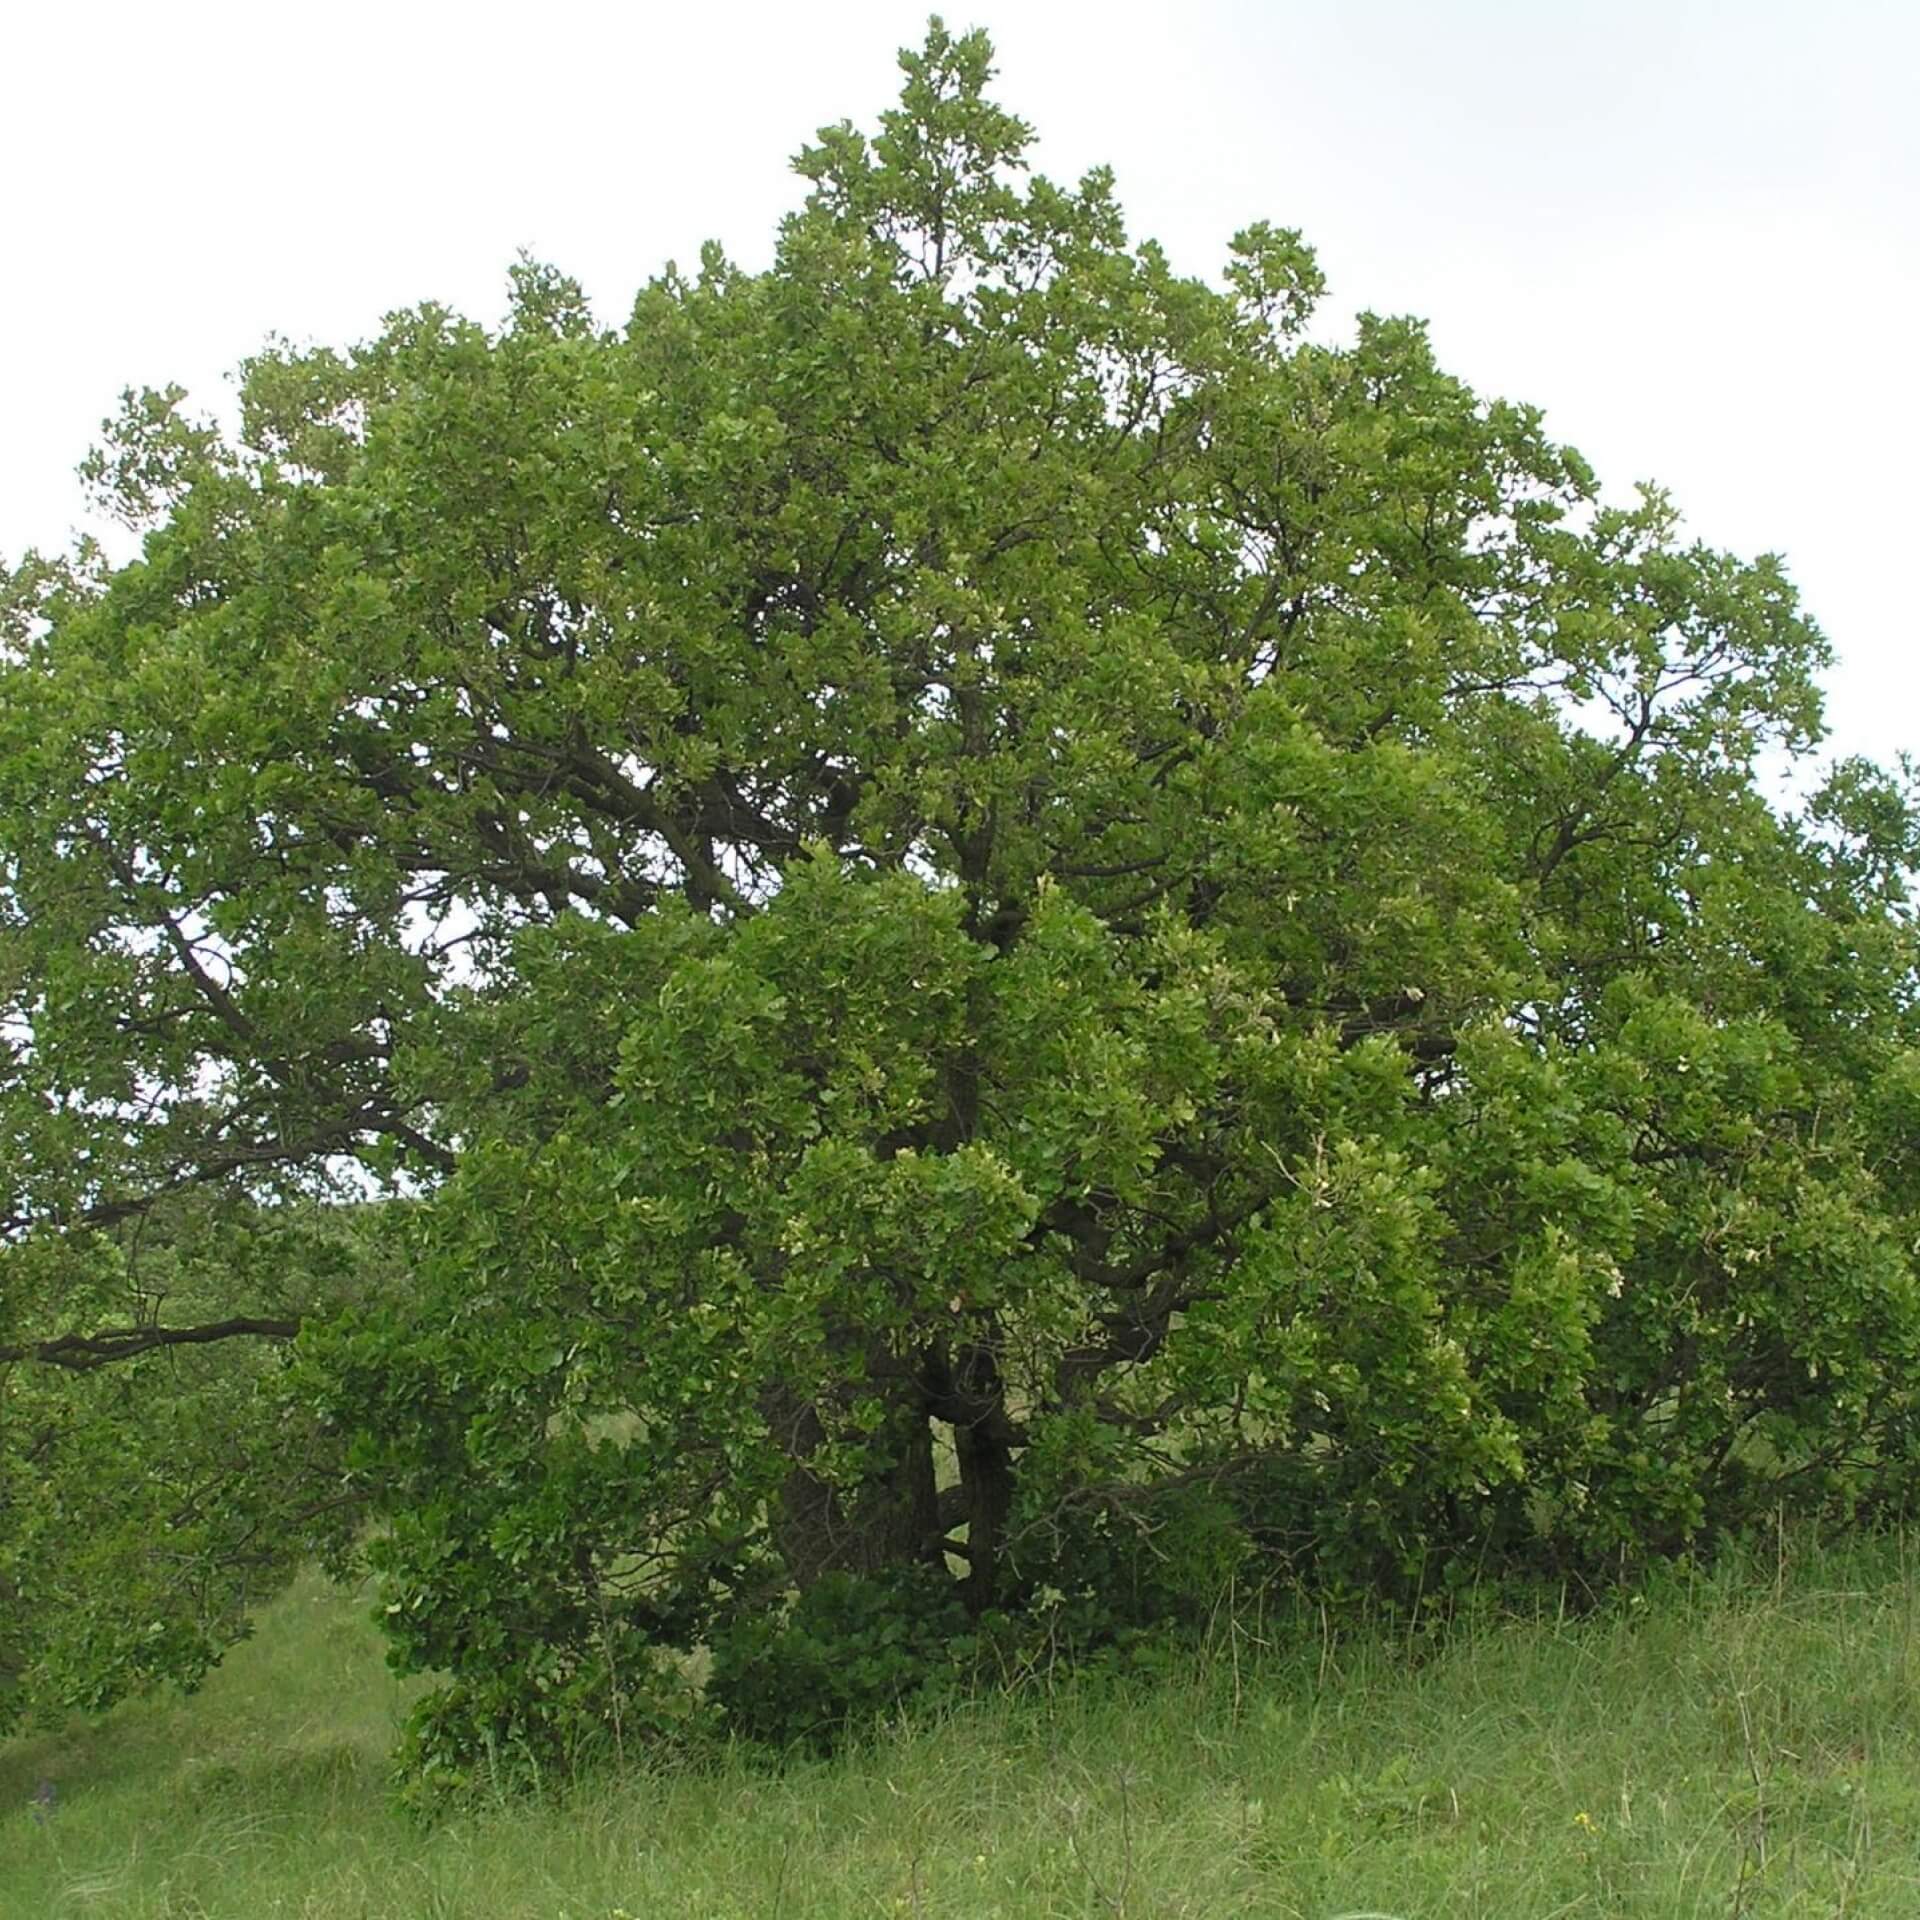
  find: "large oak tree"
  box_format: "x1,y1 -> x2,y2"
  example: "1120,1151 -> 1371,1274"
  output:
5,23 -> 1918,1771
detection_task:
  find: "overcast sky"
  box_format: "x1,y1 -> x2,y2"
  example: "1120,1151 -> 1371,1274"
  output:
6,0 -> 1913,777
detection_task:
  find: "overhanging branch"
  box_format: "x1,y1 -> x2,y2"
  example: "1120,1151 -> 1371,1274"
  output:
0,1316 -> 302,1371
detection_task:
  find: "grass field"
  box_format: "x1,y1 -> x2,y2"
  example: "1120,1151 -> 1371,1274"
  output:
5,1533 -> 1919,1918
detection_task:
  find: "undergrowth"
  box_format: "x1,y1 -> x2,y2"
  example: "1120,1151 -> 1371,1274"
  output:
4,1530 -> 1920,1917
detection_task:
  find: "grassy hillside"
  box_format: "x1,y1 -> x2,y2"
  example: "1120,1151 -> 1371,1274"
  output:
5,1535 -> 1920,1918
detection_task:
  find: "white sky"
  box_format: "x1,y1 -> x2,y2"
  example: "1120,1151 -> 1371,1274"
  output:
5,0 -> 1914,777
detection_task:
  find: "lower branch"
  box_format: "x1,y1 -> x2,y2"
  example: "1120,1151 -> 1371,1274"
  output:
0,1317 -> 302,1371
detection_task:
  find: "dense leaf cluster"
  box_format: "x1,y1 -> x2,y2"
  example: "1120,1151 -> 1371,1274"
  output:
3,23 -> 1917,1776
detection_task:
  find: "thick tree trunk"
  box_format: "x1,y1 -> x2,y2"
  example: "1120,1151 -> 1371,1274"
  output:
761,1380 -> 943,1589
920,1335 -> 1021,1614
954,1404 -> 1015,1614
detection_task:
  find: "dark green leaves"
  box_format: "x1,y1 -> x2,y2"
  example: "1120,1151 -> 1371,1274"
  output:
3,19 -> 1916,1778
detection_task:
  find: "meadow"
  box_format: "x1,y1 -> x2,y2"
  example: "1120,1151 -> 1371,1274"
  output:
4,1531 -> 1919,1918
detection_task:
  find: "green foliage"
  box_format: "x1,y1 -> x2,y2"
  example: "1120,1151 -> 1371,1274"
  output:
707,1567 -> 970,1753
0,1199 -> 377,1734
3,18 -> 1918,1780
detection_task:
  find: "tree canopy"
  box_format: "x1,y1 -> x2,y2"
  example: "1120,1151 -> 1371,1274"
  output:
4,21 -> 1919,1777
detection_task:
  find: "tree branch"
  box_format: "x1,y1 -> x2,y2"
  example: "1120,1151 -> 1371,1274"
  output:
0,1316 -> 302,1372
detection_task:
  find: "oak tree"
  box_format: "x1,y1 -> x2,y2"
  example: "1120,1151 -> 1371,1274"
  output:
5,22 -> 1918,1771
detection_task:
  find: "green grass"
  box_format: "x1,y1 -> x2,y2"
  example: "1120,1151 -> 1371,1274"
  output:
6,1535 -> 1920,1917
